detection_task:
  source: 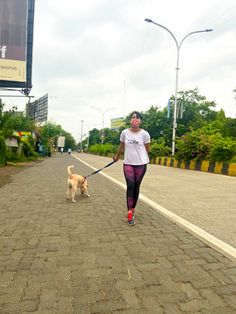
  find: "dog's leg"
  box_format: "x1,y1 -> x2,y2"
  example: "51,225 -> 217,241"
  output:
85,188 -> 90,197
80,186 -> 90,197
67,182 -> 72,200
66,186 -> 70,200
71,186 -> 77,203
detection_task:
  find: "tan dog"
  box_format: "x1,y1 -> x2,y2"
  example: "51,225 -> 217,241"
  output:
67,165 -> 90,203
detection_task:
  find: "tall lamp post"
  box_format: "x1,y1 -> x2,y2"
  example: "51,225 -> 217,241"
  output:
91,106 -> 115,143
144,18 -> 212,156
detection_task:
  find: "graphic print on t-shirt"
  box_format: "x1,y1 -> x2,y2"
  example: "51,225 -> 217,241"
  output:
128,138 -> 139,144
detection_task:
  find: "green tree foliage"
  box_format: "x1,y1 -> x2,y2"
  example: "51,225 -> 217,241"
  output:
221,118 -> 236,138
102,128 -> 120,145
175,125 -> 236,162
22,141 -> 38,158
209,137 -> 236,162
0,100 -> 35,138
88,128 -> 101,146
0,100 -> 77,162
175,126 -> 217,161
149,138 -> 171,159
89,143 -> 117,156
40,122 -> 77,151
3,113 -> 35,133
175,88 -> 217,137
142,106 -> 172,146
0,135 -> 6,164
0,100 -> 38,163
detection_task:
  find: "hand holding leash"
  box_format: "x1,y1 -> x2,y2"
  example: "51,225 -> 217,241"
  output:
113,155 -> 119,162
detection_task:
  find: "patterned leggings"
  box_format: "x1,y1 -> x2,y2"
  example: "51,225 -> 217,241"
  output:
123,164 -> 147,210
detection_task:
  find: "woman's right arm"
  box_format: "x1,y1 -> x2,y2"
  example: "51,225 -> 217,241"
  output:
113,142 -> 124,162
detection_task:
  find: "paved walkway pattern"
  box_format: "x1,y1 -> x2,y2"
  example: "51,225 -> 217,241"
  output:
0,154 -> 236,314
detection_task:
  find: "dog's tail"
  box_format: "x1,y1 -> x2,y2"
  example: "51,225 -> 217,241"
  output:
67,165 -> 74,176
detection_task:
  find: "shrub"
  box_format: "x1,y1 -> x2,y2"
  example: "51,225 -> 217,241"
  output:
0,136 -> 6,164
88,144 -> 117,156
175,128 -> 220,161
22,141 -> 37,157
175,133 -> 199,161
149,139 -> 171,159
5,147 -> 21,162
209,137 -> 236,162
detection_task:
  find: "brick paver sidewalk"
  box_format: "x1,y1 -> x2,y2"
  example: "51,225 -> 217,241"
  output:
0,154 -> 236,314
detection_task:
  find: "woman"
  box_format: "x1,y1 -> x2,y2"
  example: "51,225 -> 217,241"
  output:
113,111 -> 150,226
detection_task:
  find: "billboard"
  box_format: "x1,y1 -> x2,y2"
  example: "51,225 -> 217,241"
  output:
26,94 -> 48,123
57,136 -> 65,148
0,0 -> 35,94
13,131 -> 34,142
111,117 -> 124,130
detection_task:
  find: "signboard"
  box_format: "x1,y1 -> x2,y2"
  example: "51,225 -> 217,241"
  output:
26,94 -> 48,123
13,131 -> 33,142
5,137 -> 18,147
111,117 -> 124,130
57,136 -> 65,148
0,0 -> 35,93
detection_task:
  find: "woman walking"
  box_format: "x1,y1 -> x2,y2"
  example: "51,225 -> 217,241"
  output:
113,111 -> 150,226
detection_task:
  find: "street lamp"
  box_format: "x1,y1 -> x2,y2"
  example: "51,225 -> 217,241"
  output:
144,18 -> 213,156
91,106 -> 115,143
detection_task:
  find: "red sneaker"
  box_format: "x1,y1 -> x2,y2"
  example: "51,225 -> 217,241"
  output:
128,210 -> 135,226
127,210 -> 133,222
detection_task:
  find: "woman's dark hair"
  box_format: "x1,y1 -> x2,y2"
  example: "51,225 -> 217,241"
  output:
130,111 -> 143,120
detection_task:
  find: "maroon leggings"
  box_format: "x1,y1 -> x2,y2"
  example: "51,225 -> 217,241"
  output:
123,164 -> 147,210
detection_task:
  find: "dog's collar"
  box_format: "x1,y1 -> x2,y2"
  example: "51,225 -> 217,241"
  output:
82,176 -> 86,184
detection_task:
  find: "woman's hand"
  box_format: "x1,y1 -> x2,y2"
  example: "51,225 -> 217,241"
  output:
113,142 -> 124,162
113,155 -> 119,162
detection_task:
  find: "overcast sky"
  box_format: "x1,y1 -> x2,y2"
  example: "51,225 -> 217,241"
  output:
3,0 -> 236,142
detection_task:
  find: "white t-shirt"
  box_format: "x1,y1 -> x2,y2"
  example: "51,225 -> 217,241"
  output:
120,129 -> 150,165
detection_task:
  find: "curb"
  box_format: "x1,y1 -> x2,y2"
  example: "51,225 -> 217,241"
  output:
151,157 -> 236,176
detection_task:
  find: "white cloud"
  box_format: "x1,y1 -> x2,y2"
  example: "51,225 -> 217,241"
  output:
2,0 -> 236,142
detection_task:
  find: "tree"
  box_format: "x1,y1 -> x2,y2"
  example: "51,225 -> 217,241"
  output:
88,128 -> 101,146
102,128 -> 120,145
142,106 -> 173,146
175,88 -> 217,137
40,122 -> 77,151
0,100 -> 36,137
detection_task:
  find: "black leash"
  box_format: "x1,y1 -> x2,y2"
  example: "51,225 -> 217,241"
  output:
85,160 -> 117,179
